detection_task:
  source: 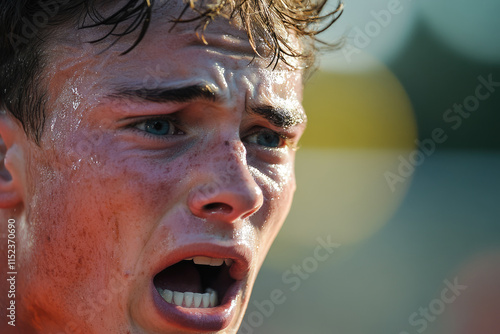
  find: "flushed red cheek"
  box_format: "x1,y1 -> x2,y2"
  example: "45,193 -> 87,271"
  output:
28,150 -> 187,261
19,162 -> 152,325
21,184 -> 121,320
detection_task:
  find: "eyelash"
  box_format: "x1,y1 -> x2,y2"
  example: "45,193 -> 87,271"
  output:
127,116 -> 184,139
244,127 -> 294,149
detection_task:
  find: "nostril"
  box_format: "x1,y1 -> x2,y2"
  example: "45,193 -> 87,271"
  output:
202,203 -> 233,215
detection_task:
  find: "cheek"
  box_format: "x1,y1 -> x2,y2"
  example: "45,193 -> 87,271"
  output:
25,158 -> 176,265
19,146 -> 188,324
252,160 -> 296,249
20,165 -> 128,325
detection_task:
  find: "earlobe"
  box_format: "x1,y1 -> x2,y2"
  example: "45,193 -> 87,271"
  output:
0,113 -> 23,208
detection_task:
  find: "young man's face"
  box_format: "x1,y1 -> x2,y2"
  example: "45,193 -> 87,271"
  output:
6,6 -> 305,334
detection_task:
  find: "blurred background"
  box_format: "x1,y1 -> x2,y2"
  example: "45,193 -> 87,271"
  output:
240,0 -> 500,333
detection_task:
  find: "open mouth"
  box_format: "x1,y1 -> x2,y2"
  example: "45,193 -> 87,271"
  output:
153,256 -> 236,309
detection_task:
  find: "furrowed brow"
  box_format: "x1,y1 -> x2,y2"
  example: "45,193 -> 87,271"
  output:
111,85 -> 218,103
250,106 -> 307,128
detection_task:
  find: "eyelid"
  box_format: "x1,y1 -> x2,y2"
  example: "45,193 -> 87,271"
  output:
126,114 -> 181,127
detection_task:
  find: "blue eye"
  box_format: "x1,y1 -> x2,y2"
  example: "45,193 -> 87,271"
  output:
135,119 -> 174,136
247,129 -> 284,148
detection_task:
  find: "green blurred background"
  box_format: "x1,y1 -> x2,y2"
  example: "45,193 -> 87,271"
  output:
240,1 -> 500,333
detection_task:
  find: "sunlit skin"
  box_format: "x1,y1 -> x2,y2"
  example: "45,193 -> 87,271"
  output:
0,4 -> 306,334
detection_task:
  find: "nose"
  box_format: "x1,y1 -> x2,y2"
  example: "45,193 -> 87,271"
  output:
188,141 -> 264,223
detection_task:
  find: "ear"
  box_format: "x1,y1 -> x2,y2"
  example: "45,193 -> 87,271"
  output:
0,111 -> 24,208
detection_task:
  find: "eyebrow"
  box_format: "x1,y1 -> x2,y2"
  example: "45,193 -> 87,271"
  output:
111,85 -> 306,128
250,106 -> 306,128
111,85 -> 218,103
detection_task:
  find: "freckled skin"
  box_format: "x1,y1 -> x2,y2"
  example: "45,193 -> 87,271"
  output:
0,6 -> 306,334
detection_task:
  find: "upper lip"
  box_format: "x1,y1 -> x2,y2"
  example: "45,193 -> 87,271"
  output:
152,242 -> 253,281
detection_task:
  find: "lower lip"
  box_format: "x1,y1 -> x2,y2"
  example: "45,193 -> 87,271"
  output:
151,279 -> 245,331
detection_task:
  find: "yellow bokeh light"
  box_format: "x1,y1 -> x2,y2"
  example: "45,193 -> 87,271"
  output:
301,61 -> 416,149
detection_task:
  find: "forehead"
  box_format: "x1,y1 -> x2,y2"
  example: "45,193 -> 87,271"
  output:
44,6 -> 304,112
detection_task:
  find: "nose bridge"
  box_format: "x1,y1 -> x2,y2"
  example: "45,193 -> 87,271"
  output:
188,139 -> 264,222
203,139 -> 258,202
214,140 -> 247,180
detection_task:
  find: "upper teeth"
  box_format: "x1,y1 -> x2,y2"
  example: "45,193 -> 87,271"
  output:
158,288 -> 218,308
186,256 -> 233,267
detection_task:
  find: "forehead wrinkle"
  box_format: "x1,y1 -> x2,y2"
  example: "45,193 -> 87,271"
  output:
148,6 -> 258,60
